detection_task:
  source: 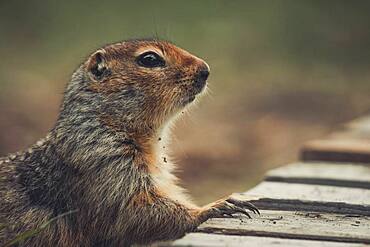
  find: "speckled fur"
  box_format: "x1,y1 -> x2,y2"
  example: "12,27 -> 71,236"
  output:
0,39 -> 257,246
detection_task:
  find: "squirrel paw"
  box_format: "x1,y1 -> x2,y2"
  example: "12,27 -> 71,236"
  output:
202,196 -> 260,220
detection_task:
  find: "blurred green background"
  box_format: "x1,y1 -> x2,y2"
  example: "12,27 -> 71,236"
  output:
0,0 -> 369,204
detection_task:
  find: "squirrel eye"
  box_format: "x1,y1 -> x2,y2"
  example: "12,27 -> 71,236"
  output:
137,52 -> 165,68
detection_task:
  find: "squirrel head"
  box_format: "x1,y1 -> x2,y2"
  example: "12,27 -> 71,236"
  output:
84,39 -> 209,135
59,39 -> 209,142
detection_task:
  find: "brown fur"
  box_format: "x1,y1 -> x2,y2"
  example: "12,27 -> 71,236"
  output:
0,39 -> 258,246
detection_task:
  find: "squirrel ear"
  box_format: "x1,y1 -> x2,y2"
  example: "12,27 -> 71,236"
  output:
87,50 -> 109,81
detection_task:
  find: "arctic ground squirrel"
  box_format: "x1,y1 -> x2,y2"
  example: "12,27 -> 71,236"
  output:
0,39 -> 259,246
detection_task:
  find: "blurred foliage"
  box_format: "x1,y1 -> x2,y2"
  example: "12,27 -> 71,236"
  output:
0,0 -> 369,203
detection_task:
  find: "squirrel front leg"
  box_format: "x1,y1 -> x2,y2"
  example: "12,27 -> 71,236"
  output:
120,191 -> 201,245
122,191 -> 259,245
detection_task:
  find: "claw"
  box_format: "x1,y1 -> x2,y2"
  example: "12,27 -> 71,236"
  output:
223,202 -> 252,219
239,201 -> 260,215
226,198 -> 260,215
240,210 -> 252,219
222,212 -> 234,218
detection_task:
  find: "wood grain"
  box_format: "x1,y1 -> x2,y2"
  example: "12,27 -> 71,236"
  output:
193,210 -> 370,244
172,233 -> 364,247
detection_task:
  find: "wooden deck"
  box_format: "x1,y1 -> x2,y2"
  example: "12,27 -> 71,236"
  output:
171,116 -> 370,246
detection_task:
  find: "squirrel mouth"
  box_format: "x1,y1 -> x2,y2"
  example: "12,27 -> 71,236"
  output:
181,84 -> 206,106
181,76 -> 208,106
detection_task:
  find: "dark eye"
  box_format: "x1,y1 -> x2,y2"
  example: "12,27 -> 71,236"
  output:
137,52 -> 165,68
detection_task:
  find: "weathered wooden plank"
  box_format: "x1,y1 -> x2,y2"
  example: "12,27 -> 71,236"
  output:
172,233 -> 364,247
246,182 -> 370,205
194,210 -> 370,244
241,182 -> 370,215
265,162 -> 370,189
301,139 -> 370,163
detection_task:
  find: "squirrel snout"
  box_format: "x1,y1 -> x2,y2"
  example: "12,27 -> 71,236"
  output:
193,65 -> 210,91
197,62 -> 210,81
197,69 -> 210,82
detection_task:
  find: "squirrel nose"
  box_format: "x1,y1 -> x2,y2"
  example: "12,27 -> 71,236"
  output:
196,65 -> 210,82
198,69 -> 210,81
193,66 -> 210,91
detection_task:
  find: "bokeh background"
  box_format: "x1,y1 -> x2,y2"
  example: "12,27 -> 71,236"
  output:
0,1 -> 369,204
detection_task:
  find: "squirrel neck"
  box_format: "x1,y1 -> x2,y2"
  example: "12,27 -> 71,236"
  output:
51,67 -> 168,172
52,108 -> 167,172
